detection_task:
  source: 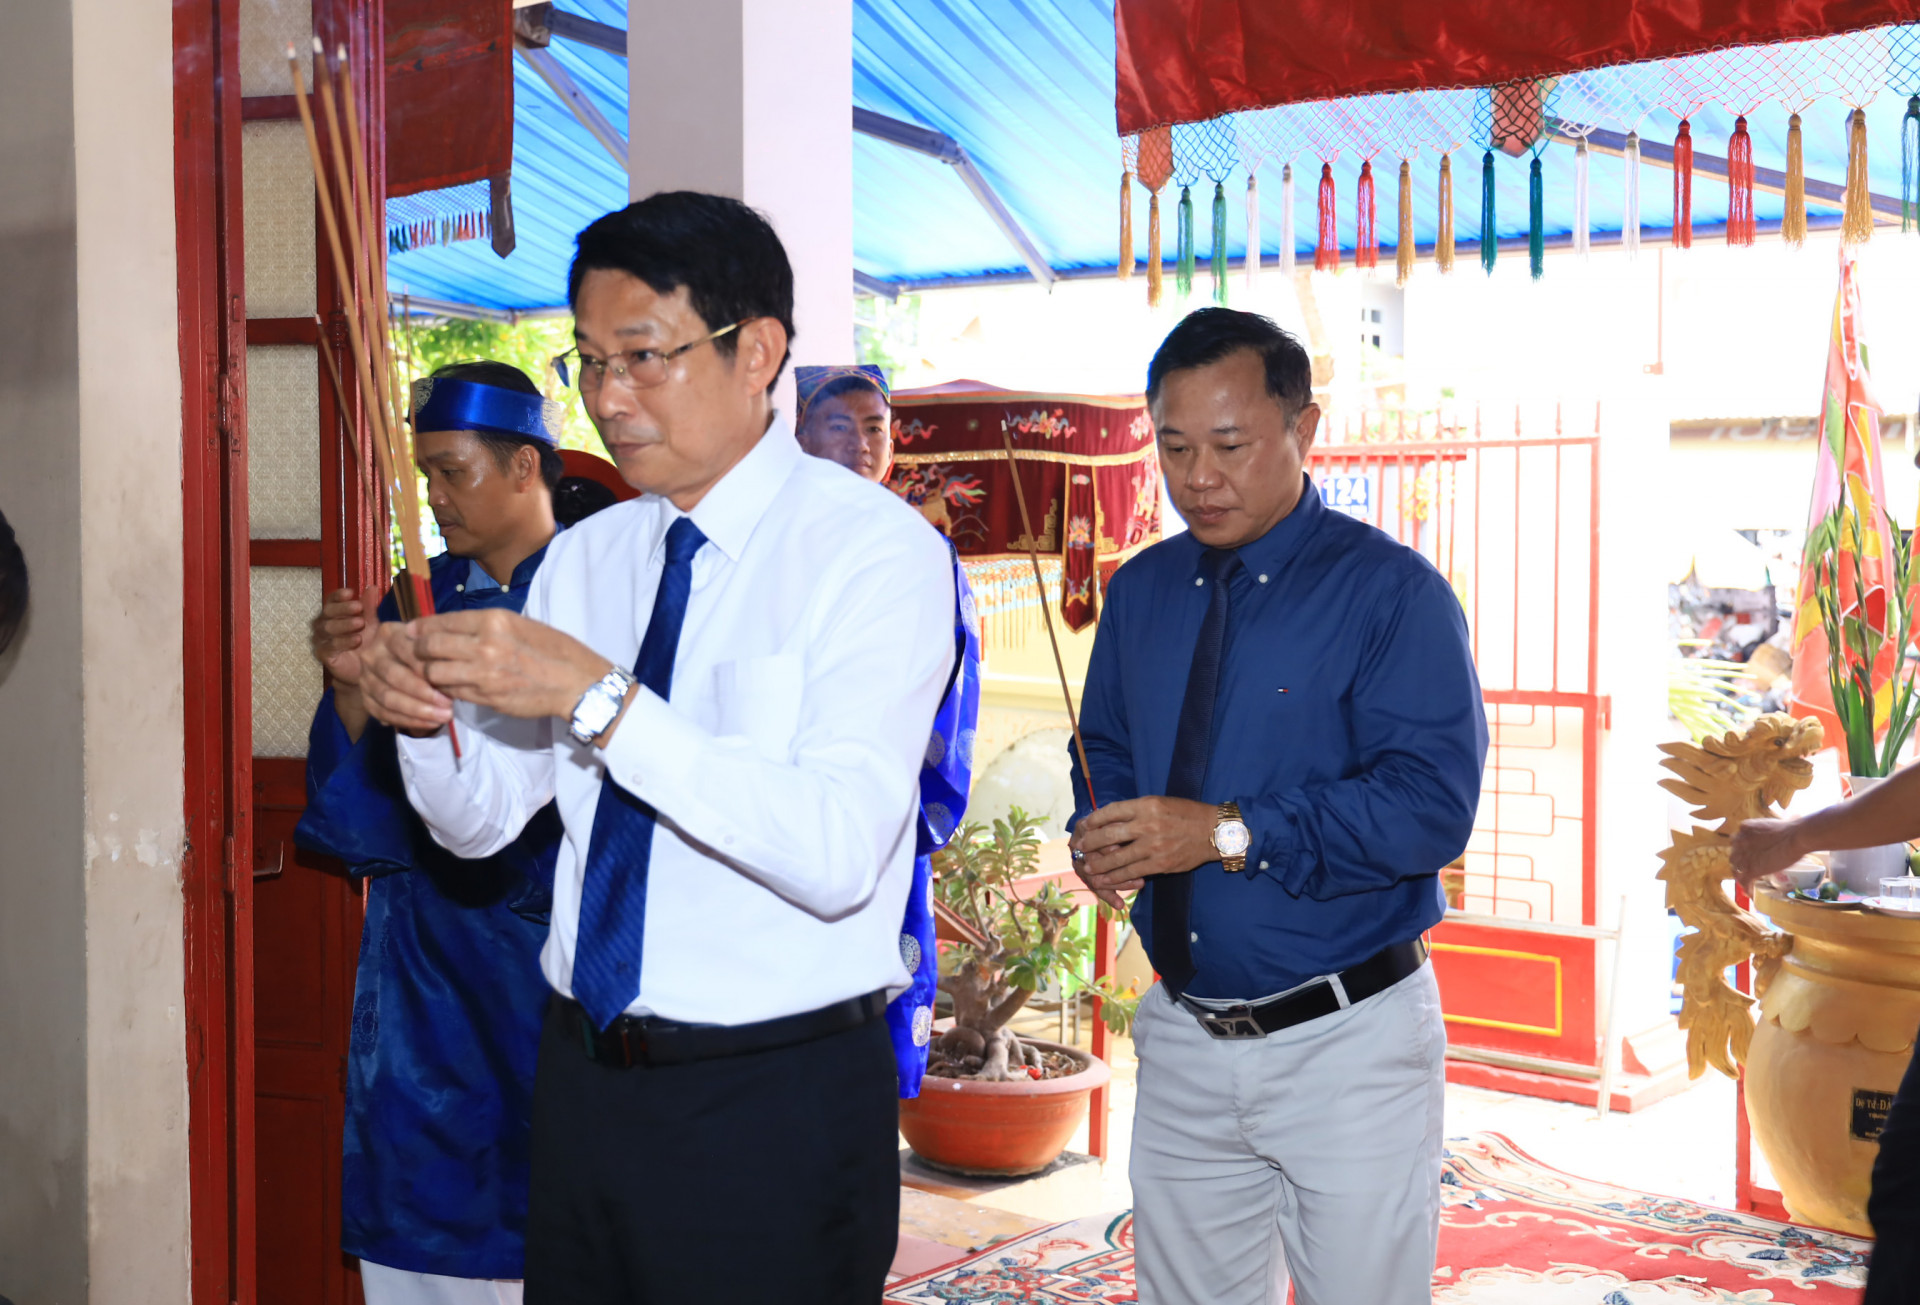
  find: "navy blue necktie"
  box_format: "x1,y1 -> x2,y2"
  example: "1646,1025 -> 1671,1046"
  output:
1151,547 -> 1237,998
573,516 -> 707,1029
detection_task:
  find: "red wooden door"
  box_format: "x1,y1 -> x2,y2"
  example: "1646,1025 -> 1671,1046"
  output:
179,0 -> 384,1301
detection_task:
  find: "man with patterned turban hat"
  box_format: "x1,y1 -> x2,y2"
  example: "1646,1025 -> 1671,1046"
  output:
297,360 -> 600,1305
794,363 -> 981,1102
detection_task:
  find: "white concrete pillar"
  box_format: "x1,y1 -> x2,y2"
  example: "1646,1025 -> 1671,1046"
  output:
625,0 -> 854,418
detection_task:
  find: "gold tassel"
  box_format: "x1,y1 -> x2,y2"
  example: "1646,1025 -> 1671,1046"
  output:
1396,159 -> 1414,285
1119,171 -> 1135,279
1783,115 -> 1806,247
1147,190 -> 1164,307
1436,153 -> 1455,273
1844,107 -> 1873,245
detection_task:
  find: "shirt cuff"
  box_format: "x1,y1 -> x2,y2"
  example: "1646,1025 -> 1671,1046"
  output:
1240,796 -> 1297,884
596,685 -> 704,813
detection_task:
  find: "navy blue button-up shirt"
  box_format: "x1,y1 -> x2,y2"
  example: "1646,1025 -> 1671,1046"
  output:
1069,479 -> 1487,999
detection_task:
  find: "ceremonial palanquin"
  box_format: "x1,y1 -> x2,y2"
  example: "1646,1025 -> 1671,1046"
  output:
887,380 -> 1161,635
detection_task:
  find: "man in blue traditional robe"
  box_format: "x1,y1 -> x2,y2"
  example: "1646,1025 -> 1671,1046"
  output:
297,362 -> 586,1305
796,364 -> 981,1095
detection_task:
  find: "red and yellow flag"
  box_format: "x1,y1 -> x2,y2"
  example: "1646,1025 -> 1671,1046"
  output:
1787,247 -> 1900,755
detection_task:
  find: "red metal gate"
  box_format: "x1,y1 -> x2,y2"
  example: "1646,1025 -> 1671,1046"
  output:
1309,406 -> 1609,1079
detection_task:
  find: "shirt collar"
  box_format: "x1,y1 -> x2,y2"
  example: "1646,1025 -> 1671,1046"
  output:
1198,473 -> 1325,577
655,411 -> 801,565
463,530 -> 557,592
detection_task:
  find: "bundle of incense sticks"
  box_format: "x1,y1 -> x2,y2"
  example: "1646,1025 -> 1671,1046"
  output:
290,40 -> 458,754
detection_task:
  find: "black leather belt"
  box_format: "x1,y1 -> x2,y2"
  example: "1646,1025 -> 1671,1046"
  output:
554,989 -> 889,1069
1176,938 -> 1429,1040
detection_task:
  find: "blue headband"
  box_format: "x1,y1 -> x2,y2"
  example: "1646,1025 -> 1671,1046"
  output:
410,377 -> 565,445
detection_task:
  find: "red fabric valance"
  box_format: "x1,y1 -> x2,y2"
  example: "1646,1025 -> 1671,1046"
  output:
385,0 -> 513,197
1115,0 -> 1920,135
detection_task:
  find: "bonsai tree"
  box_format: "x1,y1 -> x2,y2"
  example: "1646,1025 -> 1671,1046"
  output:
929,809 -> 1138,1081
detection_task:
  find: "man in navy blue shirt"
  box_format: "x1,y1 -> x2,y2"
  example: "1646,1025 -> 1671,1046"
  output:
1069,308 -> 1486,1305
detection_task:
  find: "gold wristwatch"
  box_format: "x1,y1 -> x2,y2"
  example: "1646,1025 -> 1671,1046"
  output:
1211,800 -> 1250,872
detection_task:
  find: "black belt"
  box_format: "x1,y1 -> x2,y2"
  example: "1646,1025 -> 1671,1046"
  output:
1175,938 -> 1429,1040
554,989 -> 889,1069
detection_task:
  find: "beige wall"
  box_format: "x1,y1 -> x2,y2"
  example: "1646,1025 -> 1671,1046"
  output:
0,0 -> 190,1298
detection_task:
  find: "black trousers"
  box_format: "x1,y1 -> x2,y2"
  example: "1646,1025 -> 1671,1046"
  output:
524,1000 -> 900,1304
1865,1036 -> 1920,1305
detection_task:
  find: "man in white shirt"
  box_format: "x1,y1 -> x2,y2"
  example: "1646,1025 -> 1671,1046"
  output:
354,191 -> 955,1304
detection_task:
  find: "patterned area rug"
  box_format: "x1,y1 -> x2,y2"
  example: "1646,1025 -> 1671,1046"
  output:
884,1132 -> 1872,1302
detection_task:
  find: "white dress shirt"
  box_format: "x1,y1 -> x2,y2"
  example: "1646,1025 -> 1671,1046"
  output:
396,416 -> 955,1026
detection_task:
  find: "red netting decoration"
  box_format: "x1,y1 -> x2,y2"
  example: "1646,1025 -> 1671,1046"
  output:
1673,119 -> 1695,249
1727,116 -> 1756,246
1356,161 -> 1379,269
1316,163 -> 1339,270
1136,125 -> 1173,306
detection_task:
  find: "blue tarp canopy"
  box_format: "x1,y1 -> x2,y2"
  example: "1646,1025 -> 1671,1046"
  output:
387,1 -> 1920,313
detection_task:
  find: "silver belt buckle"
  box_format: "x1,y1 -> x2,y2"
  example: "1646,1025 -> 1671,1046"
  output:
1193,1001 -> 1266,1040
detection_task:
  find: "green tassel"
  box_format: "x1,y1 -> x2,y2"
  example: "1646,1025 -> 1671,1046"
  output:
1904,96 -> 1920,233
1211,181 -> 1229,305
1480,151 -> 1497,275
1176,185 -> 1195,298
1528,154 -> 1544,279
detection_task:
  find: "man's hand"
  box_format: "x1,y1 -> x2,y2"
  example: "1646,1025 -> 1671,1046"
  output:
1069,797 -> 1219,909
358,620 -> 455,735
1729,817 -> 1809,889
309,586 -> 378,685
412,608 -> 614,723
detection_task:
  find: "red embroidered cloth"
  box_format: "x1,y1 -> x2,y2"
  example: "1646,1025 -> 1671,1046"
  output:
1115,0 -> 1920,134
887,381 -> 1161,632
385,0 -> 513,197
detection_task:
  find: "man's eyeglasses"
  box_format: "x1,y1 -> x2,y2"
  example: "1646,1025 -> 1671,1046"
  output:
553,320 -> 747,390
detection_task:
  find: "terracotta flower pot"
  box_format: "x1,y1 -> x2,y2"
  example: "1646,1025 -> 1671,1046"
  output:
900,1038 -> 1111,1177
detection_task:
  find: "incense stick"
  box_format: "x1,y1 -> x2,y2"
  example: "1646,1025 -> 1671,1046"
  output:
313,316 -> 364,482
999,427 -> 1098,808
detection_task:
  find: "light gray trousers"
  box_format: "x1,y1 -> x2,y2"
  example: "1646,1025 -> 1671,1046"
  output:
1129,966 -> 1447,1305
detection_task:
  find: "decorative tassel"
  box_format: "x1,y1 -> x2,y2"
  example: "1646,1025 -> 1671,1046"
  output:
1437,154 -> 1455,272
1727,117 -> 1755,246
1176,185 -> 1195,297
1573,138 -> 1590,257
1315,163 -> 1338,271
1356,161 -> 1378,270
1279,164 -> 1296,274
1119,171 -> 1135,279
1672,119 -> 1693,250
1903,97 -> 1920,232
1528,154 -> 1544,279
1210,181 -> 1229,304
1623,132 -> 1642,257
1245,174 -> 1260,290
1844,107 -> 1873,245
1783,115 -> 1806,247
1480,151 -> 1497,275
1396,159 -> 1415,285
1147,191 -> 1164,306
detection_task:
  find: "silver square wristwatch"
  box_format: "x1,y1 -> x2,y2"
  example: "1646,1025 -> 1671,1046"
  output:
569,666 -> 636,745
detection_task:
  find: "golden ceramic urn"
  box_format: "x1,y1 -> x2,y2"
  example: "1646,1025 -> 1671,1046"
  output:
1659,714 -> 1919,1236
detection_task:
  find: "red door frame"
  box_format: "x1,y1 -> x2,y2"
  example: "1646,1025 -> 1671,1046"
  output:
178,0 -> 384,1297
176,0 -> 255,1297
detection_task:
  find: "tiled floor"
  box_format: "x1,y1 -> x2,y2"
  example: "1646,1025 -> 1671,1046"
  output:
895,1004 -> 1744,1269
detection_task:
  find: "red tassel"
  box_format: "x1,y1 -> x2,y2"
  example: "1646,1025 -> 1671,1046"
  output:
1727,116 -> 1755,246
1356,161 -> 1378,269
1673,119 -> 1694,250
1315,163 -> 1338,271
